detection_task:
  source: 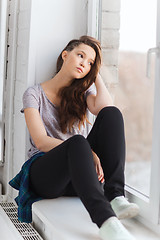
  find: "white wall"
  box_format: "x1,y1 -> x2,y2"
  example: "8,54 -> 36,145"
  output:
32,0 -> 88,84
101,0 -> 120,87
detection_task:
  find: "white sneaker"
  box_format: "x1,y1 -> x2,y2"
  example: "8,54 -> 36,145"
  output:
99,217 -> 136,240
110,196 -> 139,220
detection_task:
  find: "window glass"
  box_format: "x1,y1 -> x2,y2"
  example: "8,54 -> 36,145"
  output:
115,0 -> 157,197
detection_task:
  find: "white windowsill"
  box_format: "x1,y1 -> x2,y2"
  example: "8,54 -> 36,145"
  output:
32,197 -> 160,240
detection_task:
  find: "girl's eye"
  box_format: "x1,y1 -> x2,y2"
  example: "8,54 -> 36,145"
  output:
78,54 -> 83,58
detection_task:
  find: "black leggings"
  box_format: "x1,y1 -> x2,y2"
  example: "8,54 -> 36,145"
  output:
29,106 -> 126,227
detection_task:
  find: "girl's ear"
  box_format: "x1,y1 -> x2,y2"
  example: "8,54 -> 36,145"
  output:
62,50 -> 68,61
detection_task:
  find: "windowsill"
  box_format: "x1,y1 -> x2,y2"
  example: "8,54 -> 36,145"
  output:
121,218 -> 160,240
32,197 -> 160,240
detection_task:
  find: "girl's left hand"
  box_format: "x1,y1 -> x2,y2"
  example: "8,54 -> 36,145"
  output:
92,150 -> 104,183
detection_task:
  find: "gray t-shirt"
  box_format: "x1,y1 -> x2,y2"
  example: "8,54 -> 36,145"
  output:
21,83 -> 96,158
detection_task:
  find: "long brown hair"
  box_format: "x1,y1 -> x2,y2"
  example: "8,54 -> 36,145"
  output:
56,35 -> 102,133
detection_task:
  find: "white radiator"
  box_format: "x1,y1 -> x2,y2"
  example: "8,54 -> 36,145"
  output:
0,202 -> 43,239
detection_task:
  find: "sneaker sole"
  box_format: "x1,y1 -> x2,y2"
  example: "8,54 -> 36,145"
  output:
117,205 -> 139,220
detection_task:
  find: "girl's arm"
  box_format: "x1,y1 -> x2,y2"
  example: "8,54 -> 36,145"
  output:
86,73 -> 114,115
24,108 -> 63,152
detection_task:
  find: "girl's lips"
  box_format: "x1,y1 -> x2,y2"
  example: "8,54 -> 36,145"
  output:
77,67 -> 83,73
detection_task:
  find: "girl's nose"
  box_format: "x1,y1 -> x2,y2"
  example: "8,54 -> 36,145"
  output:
80,62 -> 84,68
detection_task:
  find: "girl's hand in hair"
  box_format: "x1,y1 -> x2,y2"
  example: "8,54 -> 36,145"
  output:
92,150 -> 104,183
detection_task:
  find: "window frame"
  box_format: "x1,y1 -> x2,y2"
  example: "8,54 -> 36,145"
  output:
87,0 -> 101,127
87,0 -> 101,39
148,0 -> 160,226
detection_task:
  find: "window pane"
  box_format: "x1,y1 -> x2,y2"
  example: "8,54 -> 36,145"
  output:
115,0 -> 157,197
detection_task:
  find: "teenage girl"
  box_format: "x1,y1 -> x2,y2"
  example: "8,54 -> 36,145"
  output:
12,36 -> 139,240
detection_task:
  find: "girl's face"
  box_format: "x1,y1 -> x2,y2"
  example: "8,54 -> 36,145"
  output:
62,43 -> 96,79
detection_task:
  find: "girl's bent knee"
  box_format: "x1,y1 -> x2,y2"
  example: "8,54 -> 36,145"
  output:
69,134 -> 87,144
98,106 -> 123,119
68,134 -> 91,150
68,135 -> 91,156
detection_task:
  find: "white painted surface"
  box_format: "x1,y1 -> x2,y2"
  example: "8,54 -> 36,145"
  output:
33,197 -> 100,240
102,0 -> 120,12
122,218 -> 160,240
0,206 -> 23,240
0,198 -> 159,240
32,197 -> 160,240
102,12 -> 120,29
0,0 -> 7,164
31,0 -> 88,85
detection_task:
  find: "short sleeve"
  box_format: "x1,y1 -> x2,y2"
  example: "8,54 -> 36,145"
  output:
85,83 -> 96,100
21,87 -> 39,113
